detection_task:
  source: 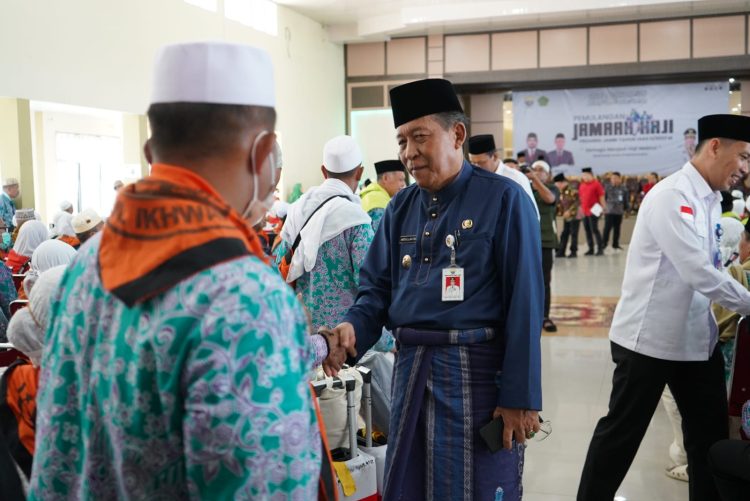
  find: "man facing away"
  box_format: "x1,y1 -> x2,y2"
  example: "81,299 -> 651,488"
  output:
326,78 -> 544,501
578,114 -> 750,501
30,42 -> 347,500
468,133 -> 539,218
360,159 -> 407,231
275,135 -> 374,334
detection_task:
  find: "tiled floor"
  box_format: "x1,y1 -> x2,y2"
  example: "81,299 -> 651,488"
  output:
523,246 -> 689,501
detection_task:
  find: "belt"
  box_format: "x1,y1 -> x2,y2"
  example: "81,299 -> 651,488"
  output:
394,327 -> 496,346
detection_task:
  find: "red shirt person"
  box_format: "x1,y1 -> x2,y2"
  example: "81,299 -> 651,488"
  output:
578,167 -> 607,255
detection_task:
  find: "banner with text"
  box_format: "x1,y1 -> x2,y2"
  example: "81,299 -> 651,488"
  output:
512,82 -> 729,176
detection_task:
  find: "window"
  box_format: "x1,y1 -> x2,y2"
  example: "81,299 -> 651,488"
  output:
55,133 -> 125,217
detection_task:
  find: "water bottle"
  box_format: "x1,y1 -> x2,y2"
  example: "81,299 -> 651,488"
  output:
495,486 -> 504,501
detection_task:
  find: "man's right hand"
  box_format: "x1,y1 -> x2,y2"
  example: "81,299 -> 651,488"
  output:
320,322 -> 357,377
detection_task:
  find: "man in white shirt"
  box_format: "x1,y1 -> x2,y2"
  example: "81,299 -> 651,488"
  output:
468,134 -> 540,218
578,114 -> 750,501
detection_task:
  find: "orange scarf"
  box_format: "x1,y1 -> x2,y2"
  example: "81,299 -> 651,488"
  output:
100,163 -> 267,307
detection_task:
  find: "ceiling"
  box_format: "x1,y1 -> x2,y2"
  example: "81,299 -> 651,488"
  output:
276,0 -> 750,43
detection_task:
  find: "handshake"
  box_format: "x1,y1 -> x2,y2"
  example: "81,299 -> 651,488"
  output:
318,322 -> 358,376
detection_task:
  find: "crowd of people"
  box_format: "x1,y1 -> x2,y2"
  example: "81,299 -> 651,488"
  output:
0,40 -> 749,501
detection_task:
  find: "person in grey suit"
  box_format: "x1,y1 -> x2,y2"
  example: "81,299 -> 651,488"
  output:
521,132 -> 546,164
547,133 -> 575,168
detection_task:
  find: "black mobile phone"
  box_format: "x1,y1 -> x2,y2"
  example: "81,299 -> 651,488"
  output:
480,415 -> 546,453
479,417 -> 505,453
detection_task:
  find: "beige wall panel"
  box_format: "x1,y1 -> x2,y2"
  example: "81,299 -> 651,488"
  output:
491,31 -> 537,70
347,42 -> 385,77
589,24 -> 637,64
445,34 -> 490,73
470,122 -> 504,149
387,37 -> 426,75
428,46 -> 443,61
540,28 -> 587,68
428,34 -> 444,48
428,61 -> 444,77
470,94 -> 503,124
640,20 -> 690,62
693,16 -> 745,58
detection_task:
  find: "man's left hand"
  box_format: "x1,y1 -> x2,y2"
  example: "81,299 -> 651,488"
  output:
492,407 -> 540,449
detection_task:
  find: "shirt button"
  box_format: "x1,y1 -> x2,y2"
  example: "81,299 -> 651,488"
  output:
425,231 -> 431,237
431,212 -> 437,219
424,257 -> 430,263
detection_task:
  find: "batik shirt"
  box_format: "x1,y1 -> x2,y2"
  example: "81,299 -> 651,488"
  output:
368,209 -> 385,232
274,224 -> 373,333
0,192 -> 15,231
29,234 -> 321,500
0,264 -> 17,341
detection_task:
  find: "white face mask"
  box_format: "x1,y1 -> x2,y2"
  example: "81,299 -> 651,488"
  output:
241,131 -> 277,226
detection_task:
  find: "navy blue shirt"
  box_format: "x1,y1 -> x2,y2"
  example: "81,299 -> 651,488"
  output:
345,161 -> 544,409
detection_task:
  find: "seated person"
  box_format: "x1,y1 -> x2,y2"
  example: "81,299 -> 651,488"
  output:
18,240 -> 76,300
0,266 -> 66,482
51,212 -> 80,249
713,218 -> 750,377
6,221 -> 48,275
71,208 -> 104,245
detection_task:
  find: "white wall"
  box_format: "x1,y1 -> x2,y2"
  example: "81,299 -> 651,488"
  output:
0,0 -> 346,195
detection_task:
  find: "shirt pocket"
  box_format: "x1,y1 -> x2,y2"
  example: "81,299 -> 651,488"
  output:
694,216 -> 708,240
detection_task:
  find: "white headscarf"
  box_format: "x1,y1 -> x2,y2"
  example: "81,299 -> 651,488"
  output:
54,212 -> 76,237
7,265 -> 66,366
720,216 -> 745,269
13,220 -> 48,257
23,240 -> 76,296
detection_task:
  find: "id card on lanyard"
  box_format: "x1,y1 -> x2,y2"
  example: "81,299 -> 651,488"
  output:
714,223 -> 723,270
442,234 -> 464,301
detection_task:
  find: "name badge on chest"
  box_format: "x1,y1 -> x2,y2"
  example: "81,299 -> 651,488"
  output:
442,234 -> 464,301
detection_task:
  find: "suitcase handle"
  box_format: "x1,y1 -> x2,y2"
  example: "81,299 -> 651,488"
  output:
357,367 -> 373,448
339,375 -> 359,460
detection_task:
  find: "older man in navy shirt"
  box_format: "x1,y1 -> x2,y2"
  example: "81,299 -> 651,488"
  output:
325,78 -> 543,501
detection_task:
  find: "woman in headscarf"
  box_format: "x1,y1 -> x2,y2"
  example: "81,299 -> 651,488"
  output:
6,221 -> 48,275
52,212 -> 81,249
0,266 -> 66,483
18,240 -> 76,299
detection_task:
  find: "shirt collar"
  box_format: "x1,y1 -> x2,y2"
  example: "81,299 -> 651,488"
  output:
684,161 -> 719,201
420,160 -> 473,208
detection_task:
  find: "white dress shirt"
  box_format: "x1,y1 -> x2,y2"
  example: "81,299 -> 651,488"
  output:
610,162 -> 750,361
496,163 -> 540,219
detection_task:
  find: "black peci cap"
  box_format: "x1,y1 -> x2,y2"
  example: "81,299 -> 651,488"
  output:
389,79 -> 463,128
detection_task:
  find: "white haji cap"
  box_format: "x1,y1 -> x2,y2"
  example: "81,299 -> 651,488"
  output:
532,160 -> 550,173
323,135 -> 363,174
150,41 -> 275,107
72,208 -> 103,234
59,200 -> 73,211
732,189 -> 744,199
3,177 -> 19,187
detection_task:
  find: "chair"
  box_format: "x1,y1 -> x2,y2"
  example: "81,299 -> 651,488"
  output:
8,300 -> 27,318
10,275 -> 24,292
0,344 -> 24,368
